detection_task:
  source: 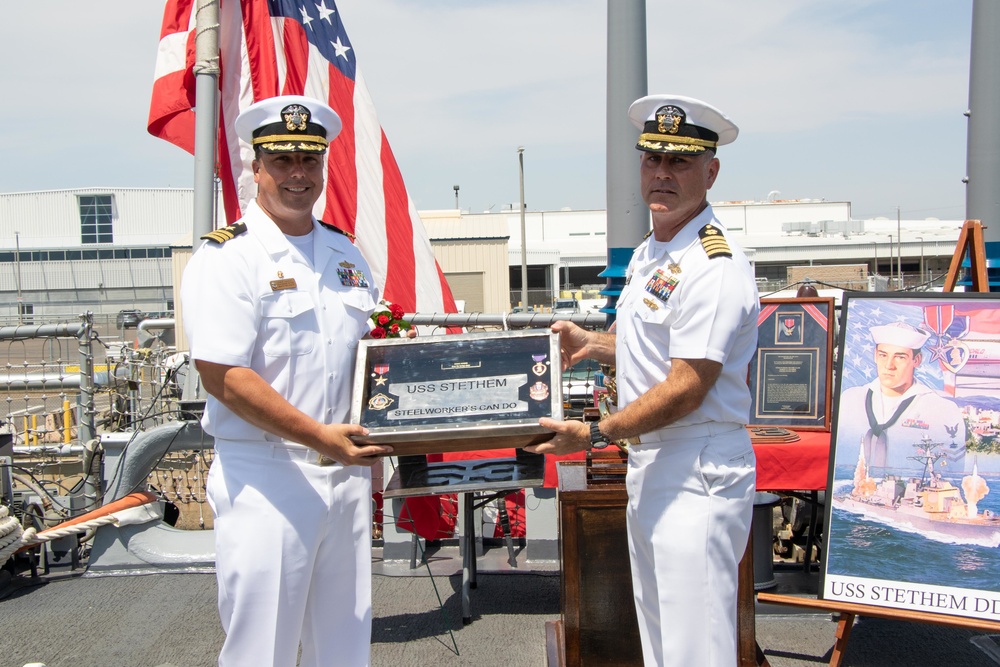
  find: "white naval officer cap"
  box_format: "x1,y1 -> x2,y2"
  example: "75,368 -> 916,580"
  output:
628,94 -> 738,155
870,322 -> 931,350
235,95 -> 341,154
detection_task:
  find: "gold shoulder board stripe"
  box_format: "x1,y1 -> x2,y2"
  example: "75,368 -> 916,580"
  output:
698,224 -> 732,258
200,222 -> 248,244
642,230 -> 653,240
319,220 -> 357,243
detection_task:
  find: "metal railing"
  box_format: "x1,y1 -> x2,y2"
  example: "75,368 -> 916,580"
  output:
2,312 -> 610,537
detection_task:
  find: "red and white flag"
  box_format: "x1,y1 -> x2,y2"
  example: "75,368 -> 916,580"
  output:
148,0 -> 457,314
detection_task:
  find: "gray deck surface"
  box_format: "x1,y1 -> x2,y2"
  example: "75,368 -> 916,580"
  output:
1,554 -> 997,667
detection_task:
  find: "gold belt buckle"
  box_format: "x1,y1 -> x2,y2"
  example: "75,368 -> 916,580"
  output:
318,455 -> 337,466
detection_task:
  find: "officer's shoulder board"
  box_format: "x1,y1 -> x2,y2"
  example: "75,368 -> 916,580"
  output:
200,222 -> 248,244
319,220 -> 356,243
642,230 -> 653,240
698,224 -> 732,259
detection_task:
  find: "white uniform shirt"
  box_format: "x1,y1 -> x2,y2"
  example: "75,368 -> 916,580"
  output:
615,206 -> 759,428
182,201 -> 378,441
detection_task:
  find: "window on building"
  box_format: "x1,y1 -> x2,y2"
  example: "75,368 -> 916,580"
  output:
78,194 -> 114,244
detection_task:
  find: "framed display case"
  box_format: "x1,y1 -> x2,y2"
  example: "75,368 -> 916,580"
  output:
749,297 -> 836,431
350,329 -> 561,455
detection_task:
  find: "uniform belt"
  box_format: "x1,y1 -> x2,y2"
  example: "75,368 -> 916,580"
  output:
632,421 -> 743,445
215,438 -> 339,467
269,443 -> 339,466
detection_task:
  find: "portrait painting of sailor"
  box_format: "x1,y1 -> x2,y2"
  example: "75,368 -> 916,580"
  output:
824,293 -> 1000,624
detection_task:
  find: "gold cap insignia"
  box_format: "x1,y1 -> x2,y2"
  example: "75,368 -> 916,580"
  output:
656,105 -> 684,135
282,104 -> 310,131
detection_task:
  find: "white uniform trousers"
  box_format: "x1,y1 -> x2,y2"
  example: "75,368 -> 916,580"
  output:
208,440 -> 373,667
625,423 -> 756,667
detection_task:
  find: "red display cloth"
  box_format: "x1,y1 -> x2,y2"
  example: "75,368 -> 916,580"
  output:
752,431 -> 830,492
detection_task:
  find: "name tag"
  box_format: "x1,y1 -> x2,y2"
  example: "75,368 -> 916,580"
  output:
270,278 -> 297,291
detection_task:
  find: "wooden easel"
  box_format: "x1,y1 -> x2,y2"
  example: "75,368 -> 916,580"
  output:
756,592 -> 1000,667
754,222 -> 999,665
942,219 -> 989,291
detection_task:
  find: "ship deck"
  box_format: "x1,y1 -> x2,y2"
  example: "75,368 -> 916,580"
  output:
2,545 -> 998,667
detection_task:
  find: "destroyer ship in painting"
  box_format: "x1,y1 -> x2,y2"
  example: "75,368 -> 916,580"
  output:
834,435 -> 1000,548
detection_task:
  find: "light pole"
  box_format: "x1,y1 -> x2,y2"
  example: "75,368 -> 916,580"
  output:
453,184 -> 460,210
916,236 -> 925,283
14,231 -> 22,324
896,206 -> 902,287
888,234 -> 894,287
518,147 -> 528,311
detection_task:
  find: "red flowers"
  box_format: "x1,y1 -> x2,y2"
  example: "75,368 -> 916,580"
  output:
369,301 -> 412,339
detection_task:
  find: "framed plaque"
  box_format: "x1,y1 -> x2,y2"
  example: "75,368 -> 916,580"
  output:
748,297 -> 835,431
350,329 -> 561,455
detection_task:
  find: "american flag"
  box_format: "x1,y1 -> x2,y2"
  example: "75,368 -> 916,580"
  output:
148,0 -> 458,314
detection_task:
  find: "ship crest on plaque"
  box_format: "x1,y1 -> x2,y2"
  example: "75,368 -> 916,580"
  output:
368,393 -> 394,411
529,381 -> 550,401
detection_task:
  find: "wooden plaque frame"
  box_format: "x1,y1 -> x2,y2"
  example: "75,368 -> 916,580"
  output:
749,297 -> 835,431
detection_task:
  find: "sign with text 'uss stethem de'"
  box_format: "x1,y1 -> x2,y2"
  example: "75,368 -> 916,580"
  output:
350,329 -> 561,456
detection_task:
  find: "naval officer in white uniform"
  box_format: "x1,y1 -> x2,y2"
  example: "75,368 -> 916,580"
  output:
528,95 -> 759,666
182,95 -> 392,667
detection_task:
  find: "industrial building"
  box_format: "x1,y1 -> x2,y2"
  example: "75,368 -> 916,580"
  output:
0,188 -> 965,322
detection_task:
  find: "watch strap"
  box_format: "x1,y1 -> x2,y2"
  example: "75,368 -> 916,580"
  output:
589,421 -> 610,449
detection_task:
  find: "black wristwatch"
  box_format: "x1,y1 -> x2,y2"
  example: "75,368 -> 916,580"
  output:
589,422 -> 611,449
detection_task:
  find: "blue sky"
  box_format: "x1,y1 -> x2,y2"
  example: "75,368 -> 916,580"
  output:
0,1 -> 974,221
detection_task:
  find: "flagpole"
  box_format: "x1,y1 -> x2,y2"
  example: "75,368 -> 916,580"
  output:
192,0 -> 221,250
183,0 -> 220,402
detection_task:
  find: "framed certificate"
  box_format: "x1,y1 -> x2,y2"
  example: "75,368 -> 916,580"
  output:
350,329 -> 561,455
749,297 -> 835,431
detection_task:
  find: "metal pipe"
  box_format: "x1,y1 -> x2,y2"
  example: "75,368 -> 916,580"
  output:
14,231 -> 22,324
102,421 -> 213,502
0,323 -> 83,340
406,312 -> 607,329
967,0 -> 1000,240
77,313 -> 95,446
13,445 -> 87,455
604,0 -> 647,322
137,318 -> 175,334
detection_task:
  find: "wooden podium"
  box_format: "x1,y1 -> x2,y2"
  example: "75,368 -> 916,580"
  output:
547,460 -> 764,667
